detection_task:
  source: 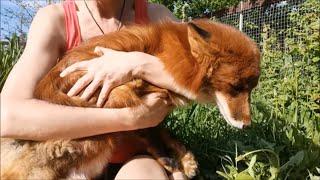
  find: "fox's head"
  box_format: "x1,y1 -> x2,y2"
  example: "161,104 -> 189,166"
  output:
186,20 -> 261,129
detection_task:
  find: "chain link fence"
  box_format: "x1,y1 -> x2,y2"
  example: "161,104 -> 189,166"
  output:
214,0 -> 309,52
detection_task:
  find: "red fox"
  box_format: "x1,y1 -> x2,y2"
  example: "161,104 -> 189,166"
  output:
1,19 -> 260,179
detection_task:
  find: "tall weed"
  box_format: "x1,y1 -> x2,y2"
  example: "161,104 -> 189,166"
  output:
0,34 -> 23,90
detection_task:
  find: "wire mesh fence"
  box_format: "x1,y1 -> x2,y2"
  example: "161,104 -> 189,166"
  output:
214,0 -> 311,52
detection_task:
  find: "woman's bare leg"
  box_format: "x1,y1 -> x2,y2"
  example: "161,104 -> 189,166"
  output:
115,155 -> 168,180
115,155 -> 186,180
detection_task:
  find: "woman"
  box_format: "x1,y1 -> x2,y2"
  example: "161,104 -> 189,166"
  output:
1,0 -> 185,179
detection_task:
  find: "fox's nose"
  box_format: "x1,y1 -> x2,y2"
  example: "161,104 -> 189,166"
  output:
242,118 -> 251,129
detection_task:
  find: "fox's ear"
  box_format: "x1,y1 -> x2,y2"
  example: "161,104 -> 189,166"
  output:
188,23 -> 211,40
188,22 -> 212,58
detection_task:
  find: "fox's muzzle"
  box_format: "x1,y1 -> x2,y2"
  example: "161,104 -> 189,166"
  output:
214,91 -> 251,129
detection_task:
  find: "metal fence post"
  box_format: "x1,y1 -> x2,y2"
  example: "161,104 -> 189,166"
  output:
239,1 -> 243,31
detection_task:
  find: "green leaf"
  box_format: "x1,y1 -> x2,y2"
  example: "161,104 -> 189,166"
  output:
312,57 -> 320,62
269,167 -> 279,180
216,170 -> 232,179
280,151 -> 305,172
248,155 -> 257,178
235,172 -> 254,180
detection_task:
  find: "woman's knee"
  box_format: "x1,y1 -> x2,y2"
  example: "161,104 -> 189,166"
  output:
115,155 -> 168,180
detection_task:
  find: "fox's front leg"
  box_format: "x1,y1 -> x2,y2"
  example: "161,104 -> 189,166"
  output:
159,129 -> 198,179
137,130 -> 181,175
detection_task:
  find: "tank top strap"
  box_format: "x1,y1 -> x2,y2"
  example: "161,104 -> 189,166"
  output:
63,0 -> 81,51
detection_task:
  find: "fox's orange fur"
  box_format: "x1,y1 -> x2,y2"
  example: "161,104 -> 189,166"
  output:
1,20 -> 260,179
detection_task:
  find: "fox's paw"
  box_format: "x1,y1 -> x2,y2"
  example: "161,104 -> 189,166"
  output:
180,151 -> 198,178
158,157 -> 180,173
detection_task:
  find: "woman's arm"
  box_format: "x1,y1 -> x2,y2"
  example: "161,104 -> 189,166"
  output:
1,5 -> 170,141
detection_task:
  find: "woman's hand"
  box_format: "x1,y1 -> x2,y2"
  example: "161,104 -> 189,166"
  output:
60,46 -> 175,107
60,47 -> 146,107
108,92 -> 173,163
125,92 -> 173,129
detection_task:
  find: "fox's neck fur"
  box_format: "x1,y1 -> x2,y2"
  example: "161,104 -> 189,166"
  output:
154,22 -> 213,102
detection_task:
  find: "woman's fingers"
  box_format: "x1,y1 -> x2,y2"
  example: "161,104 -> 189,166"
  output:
94,46 -> 105,56
60,61 -> 89,77
94,46 -> 118,56
80,77 -> 102,100
67,74 -> 93,97
137,92 -> 172,127
142,92 -> 169,106
97,81 -> 114,107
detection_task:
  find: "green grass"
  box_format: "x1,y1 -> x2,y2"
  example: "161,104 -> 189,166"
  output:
0,1 -> 319,179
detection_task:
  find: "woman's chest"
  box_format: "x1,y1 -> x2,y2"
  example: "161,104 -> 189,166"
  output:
76,11 -> 135,41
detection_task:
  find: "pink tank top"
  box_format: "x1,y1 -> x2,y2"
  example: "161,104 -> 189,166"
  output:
63,0 -> 150,51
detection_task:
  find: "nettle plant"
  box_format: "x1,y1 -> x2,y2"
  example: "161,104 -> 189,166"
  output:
216,0 -> 320,179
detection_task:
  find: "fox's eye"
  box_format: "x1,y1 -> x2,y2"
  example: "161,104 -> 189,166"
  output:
227,83 -> 243,96
231,84 -> 244,92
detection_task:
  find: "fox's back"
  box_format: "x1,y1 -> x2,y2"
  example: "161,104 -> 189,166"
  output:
34,21 -> 191,108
